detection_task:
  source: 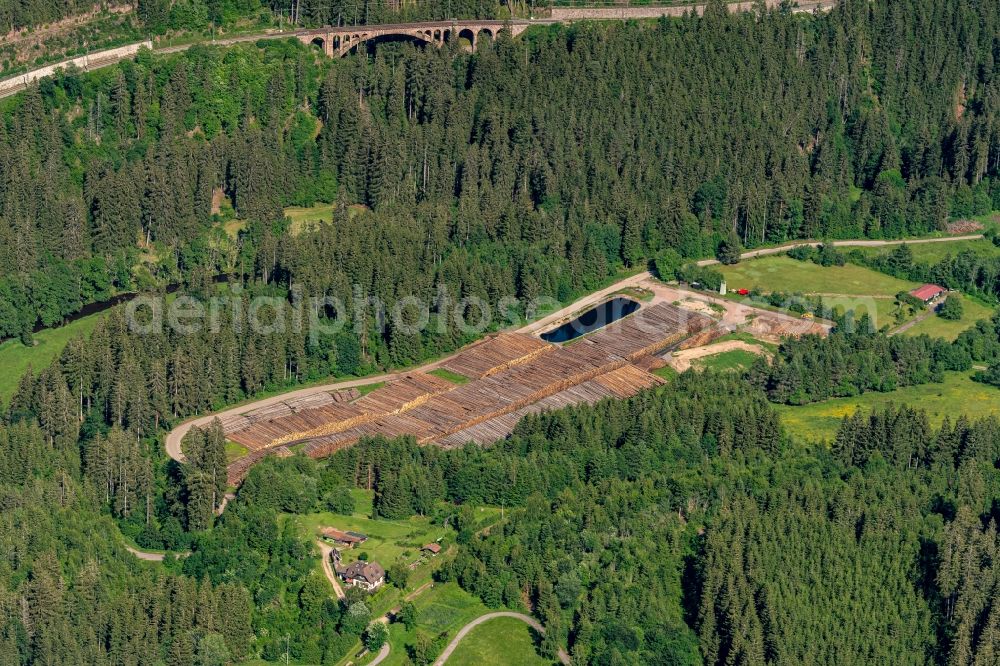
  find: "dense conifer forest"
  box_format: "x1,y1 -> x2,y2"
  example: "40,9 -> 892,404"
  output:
0,0 -> 502,38
4,1 -> 1000,663
3,0 -> 1000,343
13,361 -> 1000,663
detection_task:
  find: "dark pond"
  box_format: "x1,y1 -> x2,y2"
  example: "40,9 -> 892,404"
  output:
541,296 -> 640,343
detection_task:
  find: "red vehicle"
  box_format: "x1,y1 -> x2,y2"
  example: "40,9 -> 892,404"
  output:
736,288 -> 750,296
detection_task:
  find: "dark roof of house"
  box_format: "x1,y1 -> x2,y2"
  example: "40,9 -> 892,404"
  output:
910,284 -> 946,300
341,561 -> 385,584
422,543 -> 442,553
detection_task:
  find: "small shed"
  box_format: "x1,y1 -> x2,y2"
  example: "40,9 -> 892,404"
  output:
422,543 -> 442,556
909,284 -> 946,303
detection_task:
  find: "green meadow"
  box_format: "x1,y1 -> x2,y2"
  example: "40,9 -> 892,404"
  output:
0,311 -> 103,404
719,256 -> 918,296
776,372 -> 1000,442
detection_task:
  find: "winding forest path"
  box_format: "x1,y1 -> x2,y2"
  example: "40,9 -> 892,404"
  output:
124,544 -> 167,562
367,642 -> 391,665
431,611 -> 570,665
124,543 -> 190,561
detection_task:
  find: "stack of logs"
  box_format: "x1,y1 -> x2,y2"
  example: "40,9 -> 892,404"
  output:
225,303 -> 713,484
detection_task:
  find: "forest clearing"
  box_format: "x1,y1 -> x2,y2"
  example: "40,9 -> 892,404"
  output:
719,255 -> 918,297
293,488 -> 449,568
219,302 -> 714,484
903,293 -> 994,340
0,310 -> 104,402
440,615 -> 549,666
716,253 -> 998,336
377,584 -> 539,666
666,340 -> 769,373
165,270 -> 837,488
776,371 -> 1000,442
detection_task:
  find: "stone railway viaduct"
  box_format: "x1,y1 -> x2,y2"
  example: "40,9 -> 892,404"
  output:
295,20 -> 527,58
0,0 -> 835,97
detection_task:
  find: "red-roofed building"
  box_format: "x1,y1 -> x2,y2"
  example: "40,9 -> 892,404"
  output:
910,284 -> 946,303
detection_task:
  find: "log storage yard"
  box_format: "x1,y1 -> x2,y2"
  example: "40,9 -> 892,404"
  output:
179,272 -> 835,486
216,275 -> 838,486
223,300 -> 715,484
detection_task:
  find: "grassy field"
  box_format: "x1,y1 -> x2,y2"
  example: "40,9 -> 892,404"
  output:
902,294 -> 995,341
290,489 -> 449,567
720,256 -> 918,296
0,311 -> 104,404
694,349 -> 761,372
376,583 -> 543,666
719,256 -> 920,330
428,368 -> 470,384
652,365 -> 678,381
357,381 -> 385,396
225,441 -> 249,463
284,203 -> 335,234
447,616 -> 550,666
776,372 -> 1000,442
284,203 -> 372,235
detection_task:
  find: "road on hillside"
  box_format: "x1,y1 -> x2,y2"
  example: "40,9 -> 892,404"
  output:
431,611 -> 570,665
695,234 -> 985,266
124,544 -> 191,561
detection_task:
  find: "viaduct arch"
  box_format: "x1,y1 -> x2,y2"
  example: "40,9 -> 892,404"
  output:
296,20 -> 527,57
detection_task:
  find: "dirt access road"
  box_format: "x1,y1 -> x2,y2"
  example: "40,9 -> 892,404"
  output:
124,544 -> 167,562
316,541 -> 347,599
124,543 -> 190,562
695,234 -> 984,266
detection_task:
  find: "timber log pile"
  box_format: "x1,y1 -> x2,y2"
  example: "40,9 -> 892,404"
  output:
434,363 -> 665,447
225,303 -> 713,484
354,373 -> 454,413
438,332 -> 553,378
